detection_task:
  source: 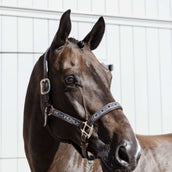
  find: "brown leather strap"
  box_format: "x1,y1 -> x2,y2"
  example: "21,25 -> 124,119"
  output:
48,105 -> 82,127
45,102 -> 122,128
87,102 -> 122,126
81,134 -> 89,158
40,49 -> 51,126
41,48 -> 50,103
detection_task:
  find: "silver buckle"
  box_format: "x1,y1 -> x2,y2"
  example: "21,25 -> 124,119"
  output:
40,78 -> 51,95
45,106 -> 52,116
81,121 -> 93,139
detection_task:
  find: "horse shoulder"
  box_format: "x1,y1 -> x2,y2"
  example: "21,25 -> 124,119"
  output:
136,134 -> 172,147
48,143 -> 102,172
134,134 -> 172,172
48,143 -> 85,172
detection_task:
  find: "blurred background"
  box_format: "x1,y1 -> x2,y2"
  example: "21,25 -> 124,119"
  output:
0,0 -> 172,171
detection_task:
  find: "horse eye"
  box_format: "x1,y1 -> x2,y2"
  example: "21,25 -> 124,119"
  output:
64,75 -> 75,86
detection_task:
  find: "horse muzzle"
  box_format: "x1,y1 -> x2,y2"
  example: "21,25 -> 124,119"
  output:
98,138 -> 142,172
115,139 -> 142,171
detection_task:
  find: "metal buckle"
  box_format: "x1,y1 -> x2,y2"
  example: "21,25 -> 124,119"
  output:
40,78 -> 51,95
45,106 -> 52,116
81,121 -> 93,139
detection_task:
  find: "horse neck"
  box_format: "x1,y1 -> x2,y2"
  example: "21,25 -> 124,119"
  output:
24,56 -> 42,122
24,55 -> 61,172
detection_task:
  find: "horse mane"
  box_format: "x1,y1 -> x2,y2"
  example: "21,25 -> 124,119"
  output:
68,37 -> 79,44
68,37 -> 84,49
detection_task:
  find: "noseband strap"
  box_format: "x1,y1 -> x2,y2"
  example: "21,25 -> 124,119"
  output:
40,48 -> 123,160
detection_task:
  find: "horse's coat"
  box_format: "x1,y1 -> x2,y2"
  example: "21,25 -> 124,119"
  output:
134,134 -> 172,172
48,134 -> 172,172
24,10 -> 141,172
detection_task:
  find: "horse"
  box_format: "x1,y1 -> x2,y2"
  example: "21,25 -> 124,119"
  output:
47,134 -> 172,172
23,10 -> 141,172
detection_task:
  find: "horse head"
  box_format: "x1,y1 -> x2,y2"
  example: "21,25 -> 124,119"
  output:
44,10 -> 141,171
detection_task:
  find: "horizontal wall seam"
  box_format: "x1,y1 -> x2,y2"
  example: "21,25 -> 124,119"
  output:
0,5 -> 172,29
0,157 -> 26,159
0,51 -> 43,54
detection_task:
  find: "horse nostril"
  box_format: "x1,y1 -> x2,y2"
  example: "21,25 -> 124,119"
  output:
116,144 -> 130,167
118,146 -> 130,163
115,140 -> 141,170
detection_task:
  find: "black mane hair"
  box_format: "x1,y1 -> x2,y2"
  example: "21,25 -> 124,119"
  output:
68,37 -> 84,49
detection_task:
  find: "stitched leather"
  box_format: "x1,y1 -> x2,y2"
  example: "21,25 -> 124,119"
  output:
88,102 -> 122,126
49,105 -> 82,127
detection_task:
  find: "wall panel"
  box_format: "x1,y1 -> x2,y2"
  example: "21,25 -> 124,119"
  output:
146,28 -> 162,134
18,0 -> 32,8
158,0 -> 170,19
0,2 -> 172,171
48,0 -> 63,10
1,54 -> 18,158
18,159 -> 30,172
0,16 -> 2,158
33,19 -> 48,53
105,0 -> 119,15
70,21 -> 78,39
1,0 -> 172,21
145,0 -> 158,18
132,0 -> 145,17
34,54 -> 42,64
92,0 -> 105,13
0,159 -> 17,172
159,29 -> 172,133
2,16 -> 17,52
63,0 -> 77,11
78,22 -> 92,40
48,20 -> 59,45
18,18 -> 33,52
17,54 -> 33,157
107,25 -> 121,102
119,0 -> 132,16
33,0 -> 48,9
2,0 -> 17,6
93,28 -> 107,61
171,0 -> 172,19
77,0 -> 91,13
119,26 -> 135,128
133,27 -> 149,134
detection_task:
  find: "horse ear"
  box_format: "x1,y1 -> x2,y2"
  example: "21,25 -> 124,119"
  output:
82,17 -> 105,50
51,9 -> 71,50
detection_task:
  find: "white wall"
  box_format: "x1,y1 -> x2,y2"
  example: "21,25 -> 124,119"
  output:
0,0 -> 172,171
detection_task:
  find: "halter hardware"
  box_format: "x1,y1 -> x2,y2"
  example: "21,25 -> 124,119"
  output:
81,122 -> 93,139
45,106 -> 52,116
40,78 -> 51,95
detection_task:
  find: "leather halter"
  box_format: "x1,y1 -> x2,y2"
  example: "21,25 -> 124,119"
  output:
40,48 -> 123,160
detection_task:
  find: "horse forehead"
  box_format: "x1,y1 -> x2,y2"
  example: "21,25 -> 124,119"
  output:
58,42 -> 104,75
58,46 -> 79,69
60,45 -> 97,71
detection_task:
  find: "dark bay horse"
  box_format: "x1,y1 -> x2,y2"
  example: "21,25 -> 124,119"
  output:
48,134 -> 172,172
23,10 -> 141,172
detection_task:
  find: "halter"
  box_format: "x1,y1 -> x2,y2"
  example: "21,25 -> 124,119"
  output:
40,48 -> 123,160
